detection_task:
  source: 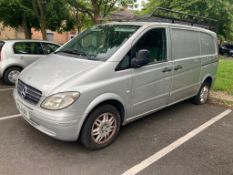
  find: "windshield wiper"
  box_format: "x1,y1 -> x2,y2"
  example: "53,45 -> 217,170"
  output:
72,49 -> 88,56
54,49 -> 99,60
55,49 -> 88,57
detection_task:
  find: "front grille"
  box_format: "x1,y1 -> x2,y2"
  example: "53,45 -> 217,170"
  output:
17,80 -> 42,105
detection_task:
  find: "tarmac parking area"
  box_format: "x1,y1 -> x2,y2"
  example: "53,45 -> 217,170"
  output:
0,79 -> 233,175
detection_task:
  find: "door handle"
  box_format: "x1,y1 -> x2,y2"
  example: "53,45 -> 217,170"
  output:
174,65 -> 182,71
162,67 -> 172,73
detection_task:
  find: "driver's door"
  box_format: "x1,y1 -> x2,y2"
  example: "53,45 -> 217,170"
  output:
130,28 -> 173,118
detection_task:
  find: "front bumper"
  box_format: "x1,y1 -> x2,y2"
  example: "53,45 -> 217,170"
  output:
13,90 -> 81,141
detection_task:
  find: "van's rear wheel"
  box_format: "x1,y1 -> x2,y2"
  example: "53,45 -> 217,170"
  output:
193,82 -> 210,105
80,104 -> 121,150
3,67 -> 22,85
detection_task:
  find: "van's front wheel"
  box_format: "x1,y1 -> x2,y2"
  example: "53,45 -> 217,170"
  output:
193,82 -> 210,105
80,104 -> 121,150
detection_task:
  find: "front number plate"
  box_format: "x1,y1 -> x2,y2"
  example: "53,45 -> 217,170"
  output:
17,102 -> 30,120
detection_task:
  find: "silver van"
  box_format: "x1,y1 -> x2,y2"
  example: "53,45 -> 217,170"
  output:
13,21 -> 218,149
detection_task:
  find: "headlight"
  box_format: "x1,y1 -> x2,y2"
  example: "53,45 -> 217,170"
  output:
41,92 -> 80,110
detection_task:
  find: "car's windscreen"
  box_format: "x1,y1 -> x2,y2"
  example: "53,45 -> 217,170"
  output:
56,25 -> 140,61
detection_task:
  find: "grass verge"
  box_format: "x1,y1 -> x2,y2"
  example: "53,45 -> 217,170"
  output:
213,58 -> 233,95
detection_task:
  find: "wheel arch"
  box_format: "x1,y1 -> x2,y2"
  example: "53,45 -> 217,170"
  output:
77,93 -> 126,140
3,65 -> 23,84
3,65 -> 23,76
83,93 -> 126,125
201,75 -> 213,87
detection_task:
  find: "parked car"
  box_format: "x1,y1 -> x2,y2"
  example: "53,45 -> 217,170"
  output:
219,44 -> 233,56
13,21 -> 218,150
0,40 -> 60,84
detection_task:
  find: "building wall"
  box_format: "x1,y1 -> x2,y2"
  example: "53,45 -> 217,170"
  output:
0,24 -> 71,44
54,32 -> 70,44
0,24 -> 24,39
31,29 -> 70,44
31,29 -> 42,40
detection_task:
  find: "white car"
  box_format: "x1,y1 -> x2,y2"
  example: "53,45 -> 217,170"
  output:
0,40 -> 60,84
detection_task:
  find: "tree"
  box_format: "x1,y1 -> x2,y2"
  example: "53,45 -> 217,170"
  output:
45,0 -> 75,33
68,2 -> 92,33
67,0 -> 113,24
31,0 -> 47,39
143,0 -> 233,41
29,0 -> 75,40
67,0 -> 134,25
0,0 -> 39,39
0,0 -> 74,40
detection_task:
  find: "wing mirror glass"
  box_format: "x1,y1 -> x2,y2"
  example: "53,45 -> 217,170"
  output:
131,49 -> 150,68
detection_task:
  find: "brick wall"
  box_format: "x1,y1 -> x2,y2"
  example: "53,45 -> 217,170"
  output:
0,24 -> 24,39
31,29 -> 70,44
0,24 -> 71,44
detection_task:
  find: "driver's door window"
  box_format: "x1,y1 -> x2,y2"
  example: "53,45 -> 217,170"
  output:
116,28 -> 167,71
132,28 -> 167,63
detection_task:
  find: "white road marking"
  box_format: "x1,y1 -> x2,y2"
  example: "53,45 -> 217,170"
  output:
0,88 -> 14,92
0,114 -> 21,121
122,109 -> 232,175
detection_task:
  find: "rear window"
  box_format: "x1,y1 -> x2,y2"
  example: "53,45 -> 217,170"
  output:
200,33 -> 216,55
13,42 -> 44,54
41,43 -> 60,54
171,29 -> 200,59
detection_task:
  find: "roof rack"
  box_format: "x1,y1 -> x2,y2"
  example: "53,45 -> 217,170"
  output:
110,7 -> 217,31
151,7 -> 217,30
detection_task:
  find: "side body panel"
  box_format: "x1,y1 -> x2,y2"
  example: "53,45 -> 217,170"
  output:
199,32 -> 218,84
130,61 -> 173,119
128,26 -> 173,121
169,27 -> 218,104
169,28 -> 202,104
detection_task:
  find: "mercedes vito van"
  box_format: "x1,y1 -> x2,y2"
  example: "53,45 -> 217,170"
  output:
13,20 -> 218,149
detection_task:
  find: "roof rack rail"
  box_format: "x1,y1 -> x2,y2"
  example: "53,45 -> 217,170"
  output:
109,7 -> 217,31
150,7 -> 217,30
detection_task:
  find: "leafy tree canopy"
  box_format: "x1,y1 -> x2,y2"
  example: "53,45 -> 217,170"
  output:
67,0 -> 134,24
0,0 -> 75,39
143,0 -> 233,41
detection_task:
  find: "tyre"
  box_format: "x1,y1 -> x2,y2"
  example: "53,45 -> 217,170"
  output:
80,104 -> 121,150
3,67 -> 22,85
192,82 -> 210,105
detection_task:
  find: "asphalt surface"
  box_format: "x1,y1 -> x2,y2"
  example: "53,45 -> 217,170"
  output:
0,78 -> 13,89
0,79 -> 233,175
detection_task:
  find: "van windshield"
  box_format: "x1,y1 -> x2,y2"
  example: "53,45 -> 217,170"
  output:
56,25 -> 140,61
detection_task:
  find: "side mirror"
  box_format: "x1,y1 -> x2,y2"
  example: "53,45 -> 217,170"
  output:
131,49 -> 150,68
